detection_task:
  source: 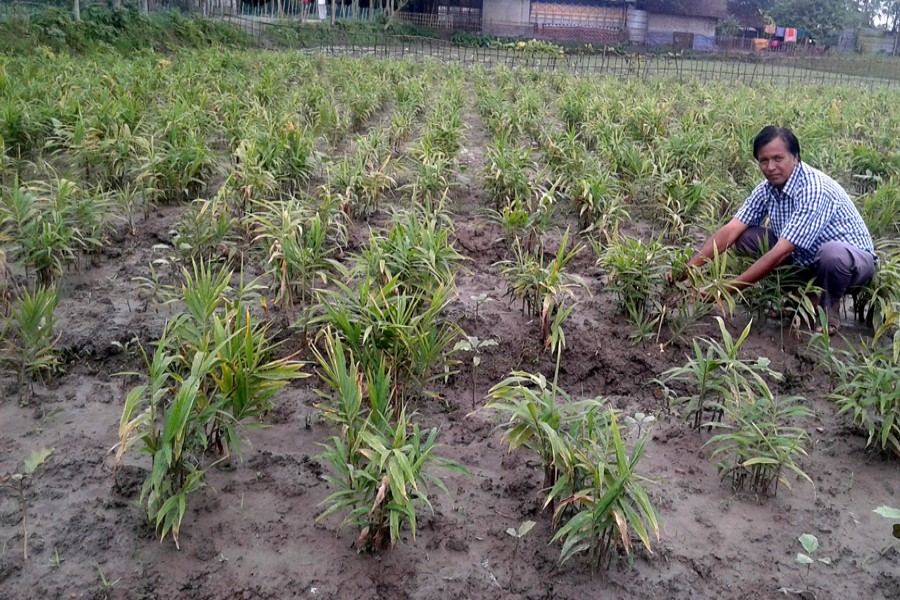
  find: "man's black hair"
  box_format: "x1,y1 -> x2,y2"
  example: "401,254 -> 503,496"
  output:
753,126 -> 801,161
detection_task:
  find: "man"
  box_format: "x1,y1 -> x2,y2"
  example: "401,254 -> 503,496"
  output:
670,125 -> 876,333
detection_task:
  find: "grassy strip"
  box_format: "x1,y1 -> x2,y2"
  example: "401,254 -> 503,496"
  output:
0,5 -> 252,54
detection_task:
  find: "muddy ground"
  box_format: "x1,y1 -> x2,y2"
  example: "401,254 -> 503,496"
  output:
1,85 -> 898,600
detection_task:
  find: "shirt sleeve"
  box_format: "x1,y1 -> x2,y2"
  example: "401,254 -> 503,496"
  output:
779,182 -> 836,251
733,184 -> 767,227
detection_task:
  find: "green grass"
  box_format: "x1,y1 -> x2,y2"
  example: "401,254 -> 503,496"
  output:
0,5 -> 252,54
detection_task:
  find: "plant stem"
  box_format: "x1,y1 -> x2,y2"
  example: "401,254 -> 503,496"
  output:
509,539 -> 519,592
471,361 -> 477,410
551,333 -> 562,403
19,481 -> 28,560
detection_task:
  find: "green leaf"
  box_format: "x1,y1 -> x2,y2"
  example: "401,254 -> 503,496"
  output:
798,534 -> 818,554
453,340 -> 473,352
23,448 -> 54,475
874,506 -> 900,520
796,553 -> 813,565
517,520 -> 536,537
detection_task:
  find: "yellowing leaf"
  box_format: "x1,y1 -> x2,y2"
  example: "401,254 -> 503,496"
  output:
23,448 -> 54,475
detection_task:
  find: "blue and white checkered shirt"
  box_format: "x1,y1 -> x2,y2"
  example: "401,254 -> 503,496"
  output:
734,162 -> 875,267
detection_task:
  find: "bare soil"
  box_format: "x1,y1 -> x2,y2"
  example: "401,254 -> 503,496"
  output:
1,91 -> 898,600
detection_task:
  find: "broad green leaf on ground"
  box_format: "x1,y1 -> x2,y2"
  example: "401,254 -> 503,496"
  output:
23,448 -> 54,474
798,533 -> 818,554
874,506 -> 900,519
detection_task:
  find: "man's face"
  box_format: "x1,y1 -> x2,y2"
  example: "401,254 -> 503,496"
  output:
756,137 -> 799,189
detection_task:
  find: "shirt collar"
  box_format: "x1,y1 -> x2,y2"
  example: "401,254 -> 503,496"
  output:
768,161 -> 806,198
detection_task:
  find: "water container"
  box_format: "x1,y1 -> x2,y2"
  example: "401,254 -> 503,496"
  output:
626,8 -> 647,45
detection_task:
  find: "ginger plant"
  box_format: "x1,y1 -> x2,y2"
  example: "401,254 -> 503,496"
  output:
115,260 -> 306,547
498,227 -> 585,346
598,235 -> 669,344
505,521 -> 536,592
485,372 -> 606,494
549,412 -> 660,571
314,331 -> 467,552
453,335 -> 498,409
1,448 -> 54,560
3,286 -> 60,400
830,308 -> 900,458
705,389 -> 813,497
470,293 -> 493,330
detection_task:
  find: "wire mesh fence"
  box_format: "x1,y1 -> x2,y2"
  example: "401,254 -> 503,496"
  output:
219,14 -> 900,89
3,0 -> 899,89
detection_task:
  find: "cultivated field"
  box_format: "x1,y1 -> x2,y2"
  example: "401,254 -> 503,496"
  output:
0,49 -> 898,600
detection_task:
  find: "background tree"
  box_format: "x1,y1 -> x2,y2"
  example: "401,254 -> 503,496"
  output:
729,0 -> 885,36
883,0 -> 900,30
857,0 -> 883,26
767,0 -> 855,39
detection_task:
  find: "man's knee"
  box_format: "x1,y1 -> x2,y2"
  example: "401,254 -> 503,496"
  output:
815,242 -> 875,289
815,242 -> 852,274
734,227 -> 776,257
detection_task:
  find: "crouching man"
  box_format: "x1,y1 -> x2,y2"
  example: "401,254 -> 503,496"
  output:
669,125 -> 876,333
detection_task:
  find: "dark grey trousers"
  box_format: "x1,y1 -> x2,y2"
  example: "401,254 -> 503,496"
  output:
733,226 -> 876,313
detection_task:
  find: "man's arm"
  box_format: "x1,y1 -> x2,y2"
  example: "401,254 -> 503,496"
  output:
729,237 -> 795,292
672,219 -> 749,280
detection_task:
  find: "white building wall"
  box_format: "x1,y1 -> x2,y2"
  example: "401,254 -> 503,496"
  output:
483,0 -> 531,25
857,28 -> 900,54
647,13 -> 716,37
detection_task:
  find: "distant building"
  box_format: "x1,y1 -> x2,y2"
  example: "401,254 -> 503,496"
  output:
845,27 -> 900,54
405,0 -> 727,48
637,0 -> 726,48
481,0 -> 626,43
